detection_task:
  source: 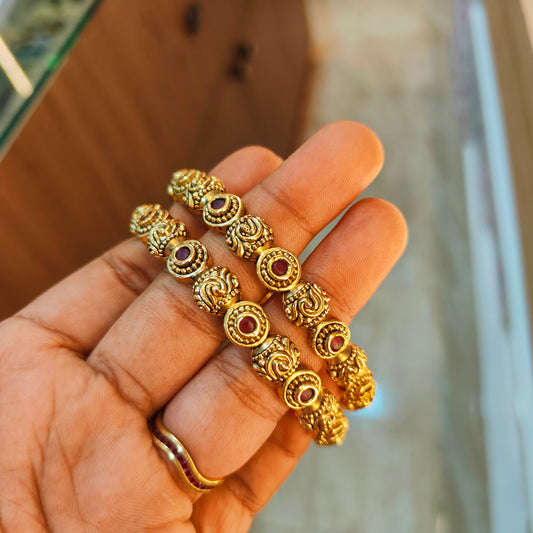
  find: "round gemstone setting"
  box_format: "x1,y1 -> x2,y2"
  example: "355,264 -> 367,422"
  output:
272,259 -> 289,276
238,316 -> 257,334
176,246 -> 191,261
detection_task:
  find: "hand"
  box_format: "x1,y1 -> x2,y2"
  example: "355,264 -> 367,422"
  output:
0,121 -> 407,532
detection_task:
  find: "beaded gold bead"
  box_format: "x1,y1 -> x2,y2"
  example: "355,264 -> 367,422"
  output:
167,169 -> 204,200
169,169 -> 225,213
202,193 -> 245,233
312,319 -> 351,360
192,266 -> 241,315
226,215 -> 274,261
251,335 -> 300,382
223,301 -> 270,348
282,369 -> 322,410
256,247 -> 301,292
147,219 -> 188,258
130,204 -> 169,239
282,281 -> 330,329
298,390 -> 349,446
328,344 -> 376,410
167,240 -> 211,282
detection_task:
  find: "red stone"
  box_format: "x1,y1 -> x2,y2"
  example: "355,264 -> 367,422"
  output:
176,246 -> 190,261
210,197 -> 225,209
272,259 -> 289,276
238,316 -> 257,334
330,335 -> 344,352
300,388 -> 315,403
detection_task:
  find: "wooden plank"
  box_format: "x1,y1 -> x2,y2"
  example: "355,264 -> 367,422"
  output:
0,0 -> 310,317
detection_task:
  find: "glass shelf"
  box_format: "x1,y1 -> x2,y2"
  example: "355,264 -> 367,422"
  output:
0,0 -> 100,150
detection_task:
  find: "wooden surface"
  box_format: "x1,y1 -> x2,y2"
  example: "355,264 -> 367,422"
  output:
484,0 -> 533,335
0,0 -> 310,318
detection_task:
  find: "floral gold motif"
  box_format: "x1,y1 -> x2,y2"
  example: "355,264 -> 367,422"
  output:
147,219 -> 188,258
298,390 -> 349,446
167,169 -> 204,200
192,266 -> 240,315
226,215 -> 274,261
168,169 -> 225,213
328,343 -> 376,410
282,282 -> 330,329
130,204 -> 169,239
251,335 -> 300,382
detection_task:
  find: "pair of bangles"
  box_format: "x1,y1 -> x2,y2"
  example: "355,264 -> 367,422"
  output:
130,169 -> 376,492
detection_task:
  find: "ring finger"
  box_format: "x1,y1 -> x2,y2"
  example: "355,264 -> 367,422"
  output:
161,197 -> 407,483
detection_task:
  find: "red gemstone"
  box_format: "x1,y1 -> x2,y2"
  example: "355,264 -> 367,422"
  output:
176,246 -> 190,261
330,335 -> 344,352
238,316 -> 257,334
210,197 -> 225,209
300,388 -> 315,403
272,259 -> 289,276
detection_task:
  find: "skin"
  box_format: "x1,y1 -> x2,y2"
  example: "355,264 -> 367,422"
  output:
0,121 -> 407,532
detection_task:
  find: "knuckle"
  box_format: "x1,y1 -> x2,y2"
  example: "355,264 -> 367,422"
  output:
90,352 -> 153,414
101,243 -> 156,296
229,145 -> 283,169
226,474 -> 266,516
211,351 -> 283,423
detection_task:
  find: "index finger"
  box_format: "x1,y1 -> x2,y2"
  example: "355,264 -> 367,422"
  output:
13,146 -> 282,353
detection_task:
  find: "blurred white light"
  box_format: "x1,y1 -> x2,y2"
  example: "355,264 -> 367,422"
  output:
0,34 -> 33,97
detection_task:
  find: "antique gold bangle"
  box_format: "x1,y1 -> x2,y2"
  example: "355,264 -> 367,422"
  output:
167,170 -> 376,410
130,204 -> 348,446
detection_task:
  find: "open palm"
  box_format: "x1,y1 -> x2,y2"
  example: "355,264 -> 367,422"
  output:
0,122 -> 407,532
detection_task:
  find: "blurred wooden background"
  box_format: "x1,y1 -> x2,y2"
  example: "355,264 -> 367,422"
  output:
0,0 -> 310,317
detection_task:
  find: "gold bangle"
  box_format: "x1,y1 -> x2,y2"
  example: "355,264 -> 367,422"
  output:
166,170 -> 376,410
131,207 -> 348,446
150,412 -> 223,492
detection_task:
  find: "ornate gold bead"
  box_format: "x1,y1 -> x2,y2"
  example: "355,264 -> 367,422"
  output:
130,204 -> 169,239
192,266 -> 240,315
167,169 -> 204,200
251,335 -> 300,383
298,390 -> 349,446
166,240 -> 211,283
256,247 -> 301,292
223,301 -> 270,348
168,169 -> 225,213
328,343 -> 376,410
282,282 -> 330,329
147,219 -> 188,258
311,319 -> 351,360
225,215 -> 274,261
282,369 -> 322,410
202,193 -> 246,233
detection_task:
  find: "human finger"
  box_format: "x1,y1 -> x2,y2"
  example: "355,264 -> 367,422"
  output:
87,121 -> 385,417
159,198 -> 407,483
14,146 -> 281,354
190,412 -> 311,531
